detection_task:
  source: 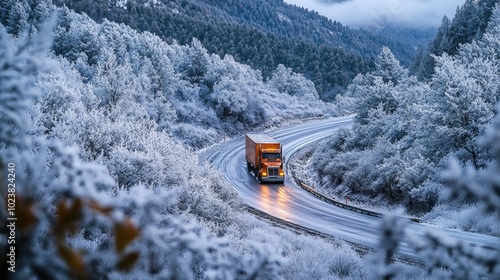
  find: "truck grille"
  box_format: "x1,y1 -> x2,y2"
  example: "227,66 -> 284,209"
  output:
268,167 -> 279,177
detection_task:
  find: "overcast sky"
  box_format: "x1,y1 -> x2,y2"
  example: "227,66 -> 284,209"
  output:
284,0 -> 466,28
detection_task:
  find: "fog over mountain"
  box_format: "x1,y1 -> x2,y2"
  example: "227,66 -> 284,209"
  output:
285,0 -> 465,27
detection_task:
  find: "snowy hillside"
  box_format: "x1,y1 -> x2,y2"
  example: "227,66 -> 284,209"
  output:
301,2 -> 500,274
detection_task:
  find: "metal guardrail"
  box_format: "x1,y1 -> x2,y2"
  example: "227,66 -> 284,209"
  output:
294,178 -> 424,223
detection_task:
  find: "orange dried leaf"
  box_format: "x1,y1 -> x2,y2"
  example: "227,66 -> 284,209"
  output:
56,241 -> 86,275
114,218 -> 140,253
87,199 -> 114,215
67,198 -> 83,222
10,196 -> 37,235
56,199 -> 69,220
56,198 -> 83,234
116,251 -> 140,271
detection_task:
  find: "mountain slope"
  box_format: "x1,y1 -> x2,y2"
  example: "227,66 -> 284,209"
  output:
49,0 -> 417,100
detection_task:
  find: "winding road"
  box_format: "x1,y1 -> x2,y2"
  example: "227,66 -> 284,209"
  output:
202,116 -> 500,260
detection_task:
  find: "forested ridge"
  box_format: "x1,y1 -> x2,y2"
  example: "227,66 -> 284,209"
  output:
46,0 -> 421,100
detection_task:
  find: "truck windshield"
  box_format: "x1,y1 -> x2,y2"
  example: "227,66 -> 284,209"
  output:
262,153 -> 280,160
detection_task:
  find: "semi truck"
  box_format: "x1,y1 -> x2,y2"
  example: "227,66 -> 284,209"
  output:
245,134 -> 285,183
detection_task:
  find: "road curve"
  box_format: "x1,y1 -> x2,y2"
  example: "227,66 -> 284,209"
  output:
201,116 -> 500,260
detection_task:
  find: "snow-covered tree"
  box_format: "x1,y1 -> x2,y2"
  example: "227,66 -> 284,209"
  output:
267,64 -> 319,100
373,47 -> 408,85
179,38 -> 210,85
402,104 -> 500,279
53,8 -> 101,66
0,24 -> 46,150
429,54 -> 493,167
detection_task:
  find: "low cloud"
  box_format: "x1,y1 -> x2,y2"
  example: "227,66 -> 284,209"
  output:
284,0 -> 465,28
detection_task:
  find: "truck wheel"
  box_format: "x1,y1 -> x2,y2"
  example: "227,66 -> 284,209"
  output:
255,168 -> 261,183
247,161 -> 251,172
